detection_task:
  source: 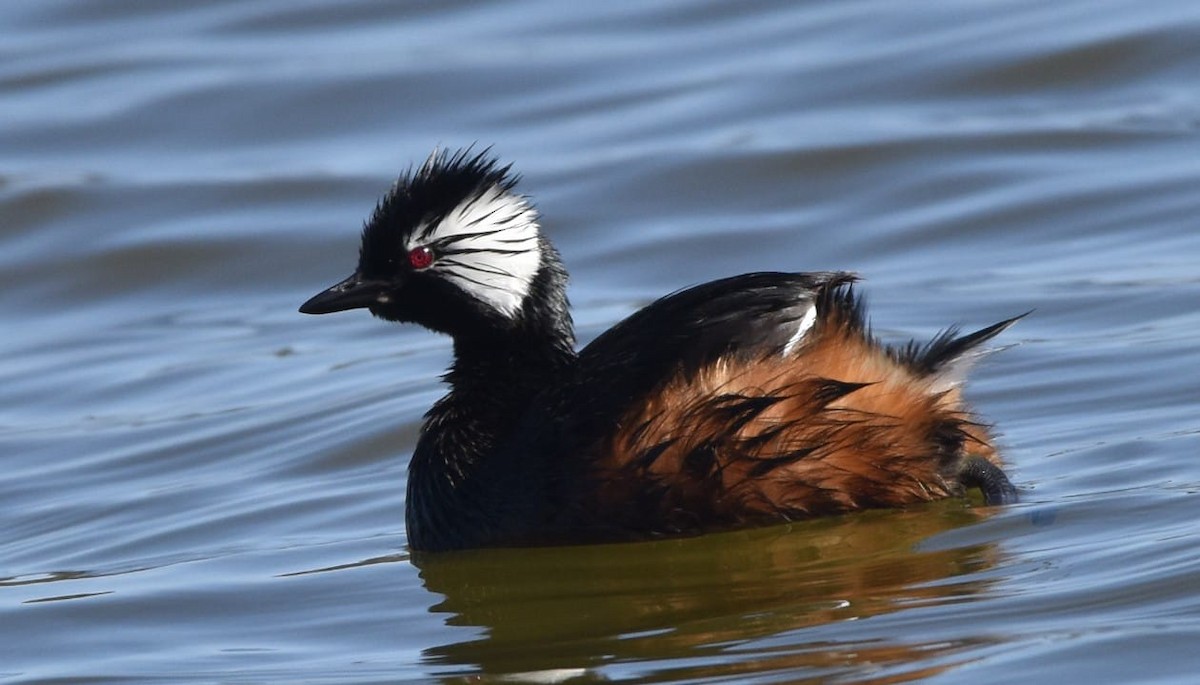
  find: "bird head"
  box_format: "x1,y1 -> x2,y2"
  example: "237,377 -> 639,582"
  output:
300,149 -> 556,339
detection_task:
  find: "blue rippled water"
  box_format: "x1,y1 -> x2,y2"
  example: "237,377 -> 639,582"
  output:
2,1 -> 1199,683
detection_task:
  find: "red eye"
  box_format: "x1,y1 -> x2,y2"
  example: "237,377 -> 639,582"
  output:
408,246 -> 434,270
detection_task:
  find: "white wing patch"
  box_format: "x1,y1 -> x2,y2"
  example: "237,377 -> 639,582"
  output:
410,185 -> 542,318
782,302 -> 817,356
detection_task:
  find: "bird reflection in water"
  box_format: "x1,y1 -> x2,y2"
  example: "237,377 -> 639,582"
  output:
410,502 -> 1007,683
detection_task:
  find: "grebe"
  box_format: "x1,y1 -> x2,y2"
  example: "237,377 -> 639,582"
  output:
300,149 -> 1020,551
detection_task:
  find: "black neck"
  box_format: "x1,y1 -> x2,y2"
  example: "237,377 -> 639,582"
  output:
405,251 -> 575,551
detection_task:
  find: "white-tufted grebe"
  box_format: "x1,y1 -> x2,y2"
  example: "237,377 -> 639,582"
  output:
300,149 -> 1020,552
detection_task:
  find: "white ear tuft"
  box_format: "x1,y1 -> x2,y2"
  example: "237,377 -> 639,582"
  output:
410,186 -> 542,318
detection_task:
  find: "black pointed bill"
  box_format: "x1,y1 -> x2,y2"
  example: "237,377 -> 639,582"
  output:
299,274 -> 391,315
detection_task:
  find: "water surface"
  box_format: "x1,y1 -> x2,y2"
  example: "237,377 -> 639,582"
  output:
2,1 -> 1199,683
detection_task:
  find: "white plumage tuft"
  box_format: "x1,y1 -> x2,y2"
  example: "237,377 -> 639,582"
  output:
410,185 -> 542,318
782,303 -> 818,356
